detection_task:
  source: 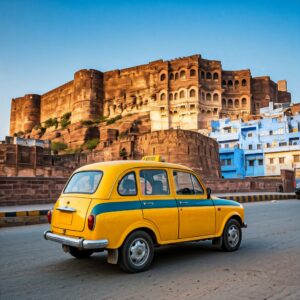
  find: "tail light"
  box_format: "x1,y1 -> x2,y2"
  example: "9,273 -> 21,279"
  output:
88,215 -> 95,230
47,210 -> 52,224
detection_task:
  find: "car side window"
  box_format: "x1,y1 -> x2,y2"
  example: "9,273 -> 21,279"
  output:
140,169 -> 170,195
118,172 -> 137,196
173,171 -> 194,195
191,174 -> 204,194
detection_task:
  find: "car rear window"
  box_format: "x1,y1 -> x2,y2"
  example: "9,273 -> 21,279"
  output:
64,171 -> 103,194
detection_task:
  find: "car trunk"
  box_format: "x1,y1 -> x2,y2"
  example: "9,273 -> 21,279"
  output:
52,195 -> 92,232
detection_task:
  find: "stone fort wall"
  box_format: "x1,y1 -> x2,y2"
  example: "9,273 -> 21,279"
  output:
10,54 -> 291,136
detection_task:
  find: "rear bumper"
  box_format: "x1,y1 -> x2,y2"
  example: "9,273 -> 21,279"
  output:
44,231 -> 108,249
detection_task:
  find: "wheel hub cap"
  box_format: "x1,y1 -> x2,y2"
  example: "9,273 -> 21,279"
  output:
129,238 -> 149,267
227,225 -> 240,247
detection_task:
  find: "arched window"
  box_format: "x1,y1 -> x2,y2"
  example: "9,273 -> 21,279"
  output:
228,80 -> 233,87
234,80 -> 239,88
207,110 -> 211,115
235,99 -> 239,108
206,72 -> 212,80
222,99 -> 226,106
222,80 -> 226,87
175,73 -> 179,80
169,73 -> 174,80
213,73 -> 219,80
201,92 -> 205,100
179,90 -> 185,98
160,73 -> 166,81
160,93 -> 166,101
190,69 -> 196,77
201,109 -> 205,114
180,70 -> 186,79
189,89 -> 196,98
242,79 -> 247,86
169,93 -> 173,101
174,93 -> 178,100
228,99 -> 233,108
213,93 -> 219,101
242,98 -> 247,107
201,71 -> 205,79
206,93 -> 211,101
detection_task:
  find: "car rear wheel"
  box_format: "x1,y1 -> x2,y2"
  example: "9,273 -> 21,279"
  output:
221,219 -> 242,252
68,246 -> 94,259
118,230 -> 154,273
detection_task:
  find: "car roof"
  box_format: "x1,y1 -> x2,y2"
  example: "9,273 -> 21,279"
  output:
76,160 -> 192,173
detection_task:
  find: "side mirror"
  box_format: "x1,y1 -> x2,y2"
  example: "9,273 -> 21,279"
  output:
207,187 -> 212,199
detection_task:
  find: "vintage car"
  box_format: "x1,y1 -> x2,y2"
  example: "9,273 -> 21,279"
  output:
44,157 -> 247,272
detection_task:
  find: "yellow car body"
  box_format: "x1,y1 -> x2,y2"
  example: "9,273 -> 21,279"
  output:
44,159 -> 246,272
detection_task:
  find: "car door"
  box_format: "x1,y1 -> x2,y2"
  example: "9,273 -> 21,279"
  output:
138,168 -> 178,242
173,170 -> 215,239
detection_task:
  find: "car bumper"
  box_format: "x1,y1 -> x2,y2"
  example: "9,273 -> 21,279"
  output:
242,222 -> 248,228
43,231 -> 108,249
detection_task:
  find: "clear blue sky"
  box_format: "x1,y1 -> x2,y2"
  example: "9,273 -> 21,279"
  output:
0,0 -> 299,139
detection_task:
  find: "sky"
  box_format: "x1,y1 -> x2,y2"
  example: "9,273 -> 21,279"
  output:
0,0 -> 299,139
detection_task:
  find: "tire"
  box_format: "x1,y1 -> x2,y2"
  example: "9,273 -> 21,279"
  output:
221,219 -> 242,252
68,246 -> 94,259
118,230 -> 154,273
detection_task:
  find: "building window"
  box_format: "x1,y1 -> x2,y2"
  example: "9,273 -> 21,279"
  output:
258,159 -> 263,165
174,93 -> 178,100
179,90 -> 185,98
206,72 -> 212,80
294,155 -> 300,163
190,104 -> 195,109
180,70 -> 186,79
249,144 -> 253,150
227,159 -> 232,165
242,79 -> 247,86
269,158 -> 274,164
169,73 -> 174,80
248,132 -> 253,137
225,144 -> 229,148
189,89 -> 196,98
249,160 -> 254,167
234,80 -> 239,88
160,93 -> 166,101
201,71 -> 205,79
213,93 -> 219,101
222,80 -> 226,87
206,93 -> 211,101
169,93 -> 173,100
234,99 -> 239,108
190,69 -> 196,77
213,72 -> 219,80
160,73 -> 166,81
242,98 -> 247,107
279,142 -> 287,147
228,99 -> 233,108
175,73 -> 179,80
266,143 -> 271,148
279,157 -> 285,164
269,130 -> 273,135
222,99 -> 226,106
228,80 -> 233,87
257,144 -> 262,149
221,160 -> 225,166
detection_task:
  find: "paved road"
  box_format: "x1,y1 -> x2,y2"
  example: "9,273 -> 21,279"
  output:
1,200 -> 300,300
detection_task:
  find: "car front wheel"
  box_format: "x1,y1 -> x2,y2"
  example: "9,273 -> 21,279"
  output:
118,230 -> 154,273
221,219 -> 242,252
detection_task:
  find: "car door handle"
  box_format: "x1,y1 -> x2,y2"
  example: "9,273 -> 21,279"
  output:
143,202 -> 154,206
179,201 -> 189,205
56,206 -> 77,213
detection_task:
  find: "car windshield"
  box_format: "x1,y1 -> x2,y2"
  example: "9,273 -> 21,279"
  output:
64,171 -> 103,194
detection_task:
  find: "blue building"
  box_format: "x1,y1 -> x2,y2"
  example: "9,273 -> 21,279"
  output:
209,103 -> 300,178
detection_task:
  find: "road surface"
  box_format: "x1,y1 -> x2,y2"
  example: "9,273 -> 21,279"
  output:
1,200 -> 299,300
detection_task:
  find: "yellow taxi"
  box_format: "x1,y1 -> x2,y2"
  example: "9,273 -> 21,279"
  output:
44,156 -> 247,273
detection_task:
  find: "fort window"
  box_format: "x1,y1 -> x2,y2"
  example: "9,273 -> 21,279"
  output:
213,93 -> 219,101
160,107 -> 165,112
228,99 -> 233,108
169,73 -> 174,80
213,108 -> 218,115
160,73 -> 166,81
207,110 -> 211,115
234,99 -> 239,108
201,92 -> 205,100
190,69 -> 196,77
222,99 -> 226,106
201,109 -> 205,114
180,70 -> 186,79
234,80 -> 239,88
242,79 -> 247,86
174,93 -> 178,100
190,104 -> 195,109
228,80 -> 233,87
169,93 -> 173,100
222,80 -> 226,87
175,73 -> 179,80
213,73 -> 219,80
181,105 -> 185,109
206,72 -> 212,80
189,89 -> 196,98
206,93 -> 211,101
201,71 -> 205,79
179,91 -> 185,98
160,93 -> 166,101
242,98 -> 247,107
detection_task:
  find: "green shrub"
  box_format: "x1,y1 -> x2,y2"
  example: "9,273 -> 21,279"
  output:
15,131 -> 24,137
84,138 -> 99,151
33,124 -> 41,130
44,118 -> 58,129
94,116 -> 108,124
106,115 -> 122,125
51,141 -> 68,152
60,112 -> 71,129
119,148 -> 128,159
81,120 -> 94,126
64,147 -> 82,154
